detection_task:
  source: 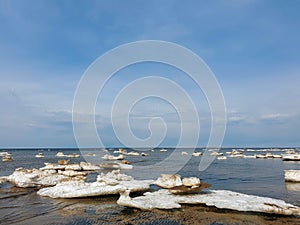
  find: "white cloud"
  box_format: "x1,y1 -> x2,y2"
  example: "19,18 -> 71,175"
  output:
228,115 -> 246,122
260,113 -> 287,120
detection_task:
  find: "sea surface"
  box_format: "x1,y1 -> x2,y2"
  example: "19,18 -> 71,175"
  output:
0,148 -> 300,225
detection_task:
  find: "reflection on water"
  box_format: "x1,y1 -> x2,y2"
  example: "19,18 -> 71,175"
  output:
0,148 -> 300,224
286,182 -> 300,192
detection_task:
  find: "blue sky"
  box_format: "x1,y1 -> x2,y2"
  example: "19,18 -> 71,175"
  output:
0,0 -> 300,148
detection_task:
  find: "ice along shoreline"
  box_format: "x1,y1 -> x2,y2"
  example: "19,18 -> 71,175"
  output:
1,161 -> 300,217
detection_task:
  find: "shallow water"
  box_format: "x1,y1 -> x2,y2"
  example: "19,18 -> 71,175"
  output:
0,148 -> 300,225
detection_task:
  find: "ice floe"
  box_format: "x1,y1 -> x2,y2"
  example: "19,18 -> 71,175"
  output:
285,170 -> 300,182
102,154 -> 124,160
100,162 -> 133,170
117,189 -> 300,216
153,174 -> 182,188
80,162 -> 101,171
65,164 -> 82,171
4,168 -> 86,188
40,162 -> 100,171
182,177 -> 201,187
37,170 -> 153,198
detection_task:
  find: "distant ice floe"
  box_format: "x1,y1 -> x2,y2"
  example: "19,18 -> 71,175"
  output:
102,154 -> 124,160
56,152 -> 66,157
1,152 -> 13,162
282,154 -> 300,161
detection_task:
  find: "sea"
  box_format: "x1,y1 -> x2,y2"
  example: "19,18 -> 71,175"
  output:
0,148 -> 300,225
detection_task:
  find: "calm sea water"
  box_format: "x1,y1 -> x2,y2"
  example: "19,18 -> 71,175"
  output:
0,148 -> 300,225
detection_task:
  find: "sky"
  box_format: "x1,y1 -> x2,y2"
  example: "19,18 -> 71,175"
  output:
0,0 -> 300,148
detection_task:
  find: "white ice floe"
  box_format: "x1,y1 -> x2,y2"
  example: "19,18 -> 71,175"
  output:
284,170 -> 300,182
40,162 -> 100,171
100,162 -> 133,170
56,152 -> 66,157
153,174 -> 182,189
192,152 -> 202,157
65,164 -> 82,171
117,189 -> 300,216
2,154 -> 13,162
5,168 -> 86,188
96,170 -> 132,185
118,163 -> 133,170
182,177 -> 201,187
35,153 -> 44,158
153,174 -> 209,195
210,152 -> 223,156
58,170 -> 87,177
67,153 -> 80,158
37,170 -> 153,198
114,148 -> 127,154
38,181 -> 124,198
4,161 -> 101,188
102,154 -> 124,160
217,156 -> 227,160
0,152 -> 11,156
126,151 -> 139,156
118,190 -> 181,209
80,162 -> 100,171
282,154 -> 300,161
40,163 -> 66,171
